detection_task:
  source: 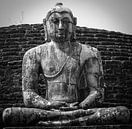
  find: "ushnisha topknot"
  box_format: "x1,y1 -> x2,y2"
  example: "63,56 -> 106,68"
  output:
45,3 -> 75,21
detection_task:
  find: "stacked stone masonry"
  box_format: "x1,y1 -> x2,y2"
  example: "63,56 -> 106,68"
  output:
0,24 -> 132,110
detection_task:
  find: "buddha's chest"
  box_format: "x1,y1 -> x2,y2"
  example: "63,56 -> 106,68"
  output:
41,52 -> 80,78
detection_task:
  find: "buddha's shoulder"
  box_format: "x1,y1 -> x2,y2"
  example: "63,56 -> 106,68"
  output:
80,43 -> 99,56
24,42 -> 49,56
79,43 -> 101,64
36,42 -> 50,53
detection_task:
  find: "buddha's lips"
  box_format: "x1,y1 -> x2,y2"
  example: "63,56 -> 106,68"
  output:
57,33 -> 65,37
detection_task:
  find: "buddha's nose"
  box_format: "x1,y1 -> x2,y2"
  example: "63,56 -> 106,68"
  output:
58,21 -> 64,30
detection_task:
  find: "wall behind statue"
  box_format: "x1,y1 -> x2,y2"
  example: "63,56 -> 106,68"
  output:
0,24 -> 132,108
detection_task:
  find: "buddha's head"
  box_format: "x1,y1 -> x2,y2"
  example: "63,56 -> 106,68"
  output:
43,3 -> 77,42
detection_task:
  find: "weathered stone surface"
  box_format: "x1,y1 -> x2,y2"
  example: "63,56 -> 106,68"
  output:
1,3 -> 131,128
0,3 -> 132,128
0,24 -> 132,106
3,125 -> 132,129
0,24 -> 132,107
2,106 -> 130,126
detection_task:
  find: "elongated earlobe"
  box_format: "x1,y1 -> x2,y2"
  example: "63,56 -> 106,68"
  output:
73,17 -> 77,25
71,17 -> 77,41
43,18 -> 51,42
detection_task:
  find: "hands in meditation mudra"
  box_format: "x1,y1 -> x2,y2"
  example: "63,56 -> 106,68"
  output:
3,3 -> 130,126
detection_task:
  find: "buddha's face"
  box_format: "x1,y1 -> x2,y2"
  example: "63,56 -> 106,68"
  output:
46,12 -> 74,42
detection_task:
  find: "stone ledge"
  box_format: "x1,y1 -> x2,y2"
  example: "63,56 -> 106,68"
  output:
3,125 -> 132,129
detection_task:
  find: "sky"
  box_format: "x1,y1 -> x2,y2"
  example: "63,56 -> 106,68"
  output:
0,0 -> 132,34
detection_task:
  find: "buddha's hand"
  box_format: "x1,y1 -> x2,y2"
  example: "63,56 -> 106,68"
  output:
69,102 -> 79,108
59,102 -> 79,111
48,101 -> 69,109
78,101 -> 90,109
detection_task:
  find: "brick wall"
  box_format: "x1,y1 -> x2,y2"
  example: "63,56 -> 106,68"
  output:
0,24 -> 132,108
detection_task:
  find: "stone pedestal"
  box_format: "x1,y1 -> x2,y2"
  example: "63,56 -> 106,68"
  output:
3,125 -> 132,129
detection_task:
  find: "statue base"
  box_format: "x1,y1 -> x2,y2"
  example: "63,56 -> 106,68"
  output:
3,125 -> 132,129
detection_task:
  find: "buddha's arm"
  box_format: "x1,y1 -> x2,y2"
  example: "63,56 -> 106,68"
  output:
22,49 -> 68,109
22,49 -> 50,109
79,57 -> 104,109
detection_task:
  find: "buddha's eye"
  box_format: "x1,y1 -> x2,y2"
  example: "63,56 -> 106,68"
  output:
62,18 -> 73,25
62,20 -> 69,24
51,18 -> 59,24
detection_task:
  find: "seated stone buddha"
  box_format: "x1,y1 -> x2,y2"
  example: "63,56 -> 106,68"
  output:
3,3 -> 130,127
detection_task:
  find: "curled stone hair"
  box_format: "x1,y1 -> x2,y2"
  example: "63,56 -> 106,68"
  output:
43,3 -> 77,42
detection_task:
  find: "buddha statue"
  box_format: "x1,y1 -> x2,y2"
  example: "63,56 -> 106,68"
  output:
3,3 -> 130,127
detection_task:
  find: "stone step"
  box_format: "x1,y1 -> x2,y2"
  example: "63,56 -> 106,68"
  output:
3,125 -> 132,129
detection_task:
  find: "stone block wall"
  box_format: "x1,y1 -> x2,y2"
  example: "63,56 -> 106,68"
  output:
0,24 -> 132,108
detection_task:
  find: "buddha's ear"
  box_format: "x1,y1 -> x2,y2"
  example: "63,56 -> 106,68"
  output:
43,18 -> 46,26
43,18 -> 51,42
71,18 -> 77,42
73,17 -> 77,25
